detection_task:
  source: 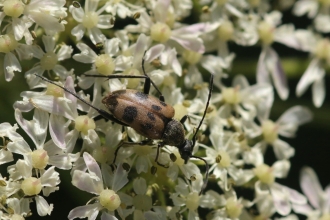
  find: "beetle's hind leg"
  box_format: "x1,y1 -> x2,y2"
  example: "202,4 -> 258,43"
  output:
112,139 -> 153,164
141,51 -> 165,102
113,140 -> 169,169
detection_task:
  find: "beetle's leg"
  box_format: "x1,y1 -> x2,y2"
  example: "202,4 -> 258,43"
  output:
84,73 -> 165,101
154,142 -> 169,168
112,140 -> 152,164
180,115 -> 189,124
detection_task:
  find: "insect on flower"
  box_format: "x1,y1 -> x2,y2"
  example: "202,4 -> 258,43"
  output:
34,53 -> 214,194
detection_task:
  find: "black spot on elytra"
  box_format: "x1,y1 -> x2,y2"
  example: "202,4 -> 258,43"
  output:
152,105 -> 161,111
135,91 -> 148,99
141,123 -> 153,130
160,101 -> 167,106
122,106 -> 137,123
147,112 -> 155,121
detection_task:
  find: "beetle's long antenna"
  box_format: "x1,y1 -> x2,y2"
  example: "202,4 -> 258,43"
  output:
34,74 -> 98,108
33,74 -> 115,120
191,155 -> 209,195
191,74 -> 214,147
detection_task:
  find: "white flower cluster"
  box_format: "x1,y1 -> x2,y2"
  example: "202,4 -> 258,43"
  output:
0,0 -> 328,219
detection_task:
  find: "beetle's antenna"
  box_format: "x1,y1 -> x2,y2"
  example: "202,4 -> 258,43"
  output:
191,74 -> 214,147
191,155 -> 209,195
33,74 -> 111,116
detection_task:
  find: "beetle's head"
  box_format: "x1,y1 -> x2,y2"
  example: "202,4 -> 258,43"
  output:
178,139 -> 210,195
178,139 -> 193,163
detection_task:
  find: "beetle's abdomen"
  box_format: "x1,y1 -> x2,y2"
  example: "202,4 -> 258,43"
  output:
102,89 -> 175,139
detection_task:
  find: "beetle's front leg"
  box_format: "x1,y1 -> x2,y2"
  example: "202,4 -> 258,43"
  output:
154,142 -> 169,168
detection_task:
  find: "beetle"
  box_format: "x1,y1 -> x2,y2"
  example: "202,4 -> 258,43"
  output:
34,54 -> 213,194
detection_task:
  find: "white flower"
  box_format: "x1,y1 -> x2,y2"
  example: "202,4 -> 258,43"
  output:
2,198 -> 30,219
0,0 -> 67,43
7,159 -> 59,216
74,38 -> 122,89
292,167 -> 330,220
15,75 -> 103,154
0,122 -> 22,165
203,132 -> 254,188
126,177 -> 167,220
296,37 -> 330,107
244,147 -> 307,216
293,0 -> 330,33
25,35 -> 73,88
68,152 -> 129,220
200,189 -> 244,220
202,0 -> 245,21
165,146 -> 203,186
125,0 -> 207,53
170,177 -> 203,220
0,33 -> 35,81
214,74 -> 273,122
245,105 -> 312,159
70,0 -> 114,44
105,0 -> 143,18
255,11 -> 307,100
8,108 -> 79,170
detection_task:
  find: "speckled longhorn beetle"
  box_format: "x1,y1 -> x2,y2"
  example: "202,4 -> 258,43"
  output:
35,53 -> 213,194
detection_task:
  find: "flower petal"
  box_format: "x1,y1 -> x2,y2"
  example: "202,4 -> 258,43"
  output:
312,77 -> 326,108
296,58 -> 323,97
15,108 -> 48,148
35,195 -> 53,216
300,167 -> 323,209
83,152 -> 103,182
73,43 -> 97,63
277,106 -> 313,137
112,164 -> 129,192
49,114 -> 66,149
68,203 -> 100,220
72,170 -> 103,194
4,52 -> 21,82
273,139 -> 295,160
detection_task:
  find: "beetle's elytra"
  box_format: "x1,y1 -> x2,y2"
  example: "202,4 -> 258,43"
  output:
34,52 -> 214,194
103,89 -> 177,140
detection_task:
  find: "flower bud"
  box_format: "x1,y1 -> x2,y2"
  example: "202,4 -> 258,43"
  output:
3,0 -> 25,18
21,177 -> 42,196
40,52 -> 58,71
0,34 -> 18,53
150,23 -> 172,43
261,120 -> 278,144
254,164 -> 275,185
82,12 -> 99,29
74,115 -> 96,134
31,149 -> 49,169
95,54 -> 115,75
226,197 -> 243,218
99,189 -> 121,211
186,192 -> 200,210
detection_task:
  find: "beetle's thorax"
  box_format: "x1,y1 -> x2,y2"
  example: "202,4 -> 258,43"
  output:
162,119 -> 185,146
